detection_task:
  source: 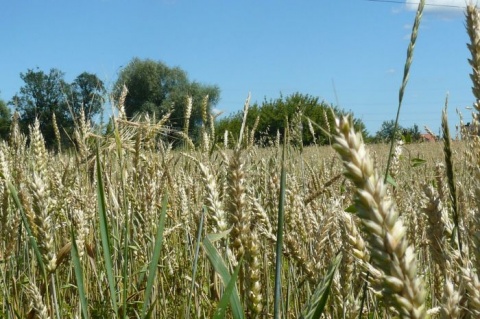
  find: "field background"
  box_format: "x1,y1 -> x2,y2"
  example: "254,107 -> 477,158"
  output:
3,1 -> 480,318
1,114 -> 477,318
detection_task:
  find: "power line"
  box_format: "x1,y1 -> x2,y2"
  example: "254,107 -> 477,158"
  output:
365,0 -> 470,9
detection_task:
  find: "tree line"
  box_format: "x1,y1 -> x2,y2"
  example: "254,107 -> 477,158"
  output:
7,69 -> 106,147
0,57 -> 424,149
216,93 -> 368,147
1,58 -> 220,149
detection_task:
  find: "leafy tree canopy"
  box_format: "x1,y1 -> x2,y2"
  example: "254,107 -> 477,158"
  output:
216,92 -> 369,147
374,120 -> 421,143
403,123 -> 421,143
0,97 -> 11,140
69,72 -> 106,122
375,120 -> 403,142
10,68 -> 105,148
114,58 -> 220,133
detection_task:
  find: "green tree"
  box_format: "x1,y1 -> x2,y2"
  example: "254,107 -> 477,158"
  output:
69,72 -> 106,122
114,58 -> 220,133
403,123 -> 421,143
375,120 -> 404,142
0,97 -> 11,140
10,68 -> 105,148
216,92 -> 369,146
10,68 -> 72,147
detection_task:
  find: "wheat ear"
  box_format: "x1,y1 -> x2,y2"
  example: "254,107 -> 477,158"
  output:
439,278 -> 463,319
333,116 -> 426,318
25,281 -> 51,319
442,106 -> 463,256
225,149 -> 248,259
52,113 -> 61,153
422,183 -> 449,302
466,4 -> 480,111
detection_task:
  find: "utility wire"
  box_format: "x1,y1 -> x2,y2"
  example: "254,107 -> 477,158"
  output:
365,0 -> 469,9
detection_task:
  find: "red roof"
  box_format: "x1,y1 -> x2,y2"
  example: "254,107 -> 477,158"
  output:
420,133 -> 436,142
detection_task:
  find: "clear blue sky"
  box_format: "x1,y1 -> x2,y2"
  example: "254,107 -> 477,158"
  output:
0,0 -> 477,136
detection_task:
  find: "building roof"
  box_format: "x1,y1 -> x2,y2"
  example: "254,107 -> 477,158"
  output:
420,133 -> 436,142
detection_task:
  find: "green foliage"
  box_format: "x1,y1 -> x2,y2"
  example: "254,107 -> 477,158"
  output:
7,180 -> 47,277
69,72 -> 106,123
202,232 -> 245,319
96,148 -> 119,316
411,157 -> 427,167
403,123 -> 421,143
212,257 -> 243,319
216,92 -> 369,146
300,252 -> 343,319
10,68 -> 105,148
375,120 -> 422,143
0,98 -> 11,140
375,120 -> 404,142
114,58 -> 220,135
70,229 -> 89,319
10,68 -> 71,147
142,194 -> 168,319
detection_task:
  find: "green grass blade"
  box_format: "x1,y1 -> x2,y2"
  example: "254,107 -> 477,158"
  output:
212,257 -> 243,319
7,181 -> 46,276
141,193 -> 168,319
186,206 -> 206,319
145,299 -> 159,319
385,174 -> 397,188
71,229 -> 89,319
384,0 -> 425,181
96,147 -> 118,316
207,229 -> 232,243
300,252 -> 343,319
274,125 -> 287,319
121,193 -> 130,319
203,235 -> 244,319
411,158 -> 427,167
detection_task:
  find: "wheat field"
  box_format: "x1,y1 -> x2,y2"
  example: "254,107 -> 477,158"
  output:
0,104 -> 478,318
3,1 -> 480,318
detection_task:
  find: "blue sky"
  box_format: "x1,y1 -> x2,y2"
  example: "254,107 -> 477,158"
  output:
0,0 -> 477,136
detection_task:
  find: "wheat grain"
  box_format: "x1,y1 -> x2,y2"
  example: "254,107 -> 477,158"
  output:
25,281 -> 51,319
184,96 -> 193,136
439,278 -> 463,319
225,149 -> 249,259
462,265 -> 480,317
466,4 -> 480,111
245,229 -> 263,316
333,115 -> 426,318
422,183 -> 448,301
30,173 -> 57,273
117,84 -> 128,119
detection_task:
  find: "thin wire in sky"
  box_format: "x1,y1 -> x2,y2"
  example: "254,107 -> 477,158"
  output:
365,0 -> 467,9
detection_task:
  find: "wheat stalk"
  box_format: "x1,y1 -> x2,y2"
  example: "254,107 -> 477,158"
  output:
225,149 -> 248,259
184,96 -> 193,136
422,183 -> 449,302
117,83 -> 128,118
25,281 -> 51,319
466,4 -> 480,112
439,278 -> 463,319
333,115 -> 426,318
442,106 -> 463,256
